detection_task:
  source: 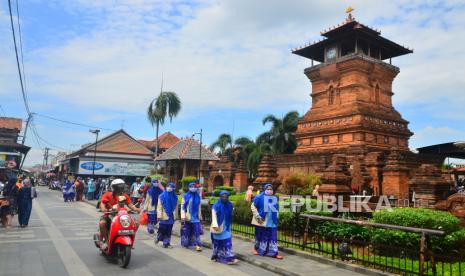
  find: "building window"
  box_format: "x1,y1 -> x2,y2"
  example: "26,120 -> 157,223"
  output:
328,86 -> 335,105
323,136 -> 329,144
384,136 -> 389,144
375,84 -> 380,105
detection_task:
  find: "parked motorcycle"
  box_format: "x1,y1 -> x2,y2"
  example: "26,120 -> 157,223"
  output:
93,196 -> 138,268
50,180 -> 61,190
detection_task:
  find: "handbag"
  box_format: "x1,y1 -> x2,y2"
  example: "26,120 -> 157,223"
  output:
139,212 -> 148,225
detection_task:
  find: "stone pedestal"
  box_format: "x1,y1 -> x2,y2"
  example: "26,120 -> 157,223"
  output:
381,149 -> 410,199
233,160 -> 249,192
319,154 -> 351,197
410,164 -> 453,206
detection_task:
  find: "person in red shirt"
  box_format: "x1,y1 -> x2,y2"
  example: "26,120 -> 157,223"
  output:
99,179 -> 140,248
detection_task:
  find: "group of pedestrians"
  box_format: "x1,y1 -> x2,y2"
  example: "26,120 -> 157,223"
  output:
0,174 -> 37,229
136,180 -> 282,265
62,177 -> 109,202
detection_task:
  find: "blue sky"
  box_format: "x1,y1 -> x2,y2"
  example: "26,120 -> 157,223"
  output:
1,0 -> 465,166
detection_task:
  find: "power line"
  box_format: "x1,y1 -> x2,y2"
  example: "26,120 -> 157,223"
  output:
30,118 -> 69,151
7,0 -> 30,115
14,0 -> 29,104
29,121 -> 43,151
0,105 -> 6,116
34,113 -> 117,132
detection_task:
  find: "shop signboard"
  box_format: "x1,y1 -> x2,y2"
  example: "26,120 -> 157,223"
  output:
78,161 -> 152,176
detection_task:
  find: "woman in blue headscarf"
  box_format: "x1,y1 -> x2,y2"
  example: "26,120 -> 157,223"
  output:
251,183 -> 283,259
180,182 -> 203,251
210,191 -> 239,264
62,179 -> 75,202
142,180 -> 164,234
156,182 -> 178,248
17,178 -> 34,228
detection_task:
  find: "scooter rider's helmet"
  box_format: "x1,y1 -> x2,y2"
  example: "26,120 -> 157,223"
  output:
110,178 -> 126,194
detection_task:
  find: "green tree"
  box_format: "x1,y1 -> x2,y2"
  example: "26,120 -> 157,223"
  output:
210,133 -> 233,156
147,90 -> 181,156
246,142 -> 271,178
262,111 -> 299,154
234,136 -> 253,147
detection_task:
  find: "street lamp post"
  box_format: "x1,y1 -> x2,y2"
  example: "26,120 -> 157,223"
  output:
192,129 -> 203,182
89,129 -> 100,179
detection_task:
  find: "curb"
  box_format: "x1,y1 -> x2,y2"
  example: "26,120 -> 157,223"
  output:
80,198 -> 392,276
169,227 -> 299,276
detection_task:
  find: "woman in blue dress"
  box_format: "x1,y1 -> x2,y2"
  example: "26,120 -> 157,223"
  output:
210,191 -> 239,264
17,178 -> 34,228
62,179 -> 75,202
142,180 -> 164,234
156,182 -> 178,248
180,182 -> 203,251
251,183 -> 283,259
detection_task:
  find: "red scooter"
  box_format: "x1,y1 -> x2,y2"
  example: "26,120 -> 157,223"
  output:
94,196 -> 138,268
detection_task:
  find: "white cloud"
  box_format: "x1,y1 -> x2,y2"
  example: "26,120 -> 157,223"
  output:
2,0 -> 465,154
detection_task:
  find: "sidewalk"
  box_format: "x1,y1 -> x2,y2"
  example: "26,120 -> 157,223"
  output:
82,198 -> 388,276
168,222 -> 386,276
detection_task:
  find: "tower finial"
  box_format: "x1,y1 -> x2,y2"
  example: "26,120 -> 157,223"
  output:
346,6 -> 354,22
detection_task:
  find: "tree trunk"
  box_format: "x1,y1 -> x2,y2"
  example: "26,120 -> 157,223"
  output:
155,121 -> 160,156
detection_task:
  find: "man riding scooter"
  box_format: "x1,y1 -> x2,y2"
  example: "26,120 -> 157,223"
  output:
99,179 -> 140,250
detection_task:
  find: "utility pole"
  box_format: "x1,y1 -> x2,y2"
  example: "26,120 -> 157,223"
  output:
89,129 -> 100,179
43,147 -> 50,171
19,112 -> 32,170
193,129 -> 203,182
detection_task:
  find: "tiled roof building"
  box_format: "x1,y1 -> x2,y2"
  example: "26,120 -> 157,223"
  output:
156,138 -> 219,161
0,117 -> 22,131
138,132 -> 180,154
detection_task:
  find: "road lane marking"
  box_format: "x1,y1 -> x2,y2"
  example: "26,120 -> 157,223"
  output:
34,199 -> 93,276
0,237 -> 90,244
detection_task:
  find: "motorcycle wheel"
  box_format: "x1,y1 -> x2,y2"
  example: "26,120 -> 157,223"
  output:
117,244 -> 131,268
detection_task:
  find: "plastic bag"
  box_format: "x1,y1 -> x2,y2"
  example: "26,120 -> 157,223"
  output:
139,212 -> 148,225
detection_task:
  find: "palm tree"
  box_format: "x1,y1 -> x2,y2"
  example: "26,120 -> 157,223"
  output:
262,111 -> 299,154
209,133 -> 232,156
234,136 -> 253,147
246,142 -> 271,178
147,91 -> 181,156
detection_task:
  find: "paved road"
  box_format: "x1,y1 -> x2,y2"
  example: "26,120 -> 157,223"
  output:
0,188 -> 278,276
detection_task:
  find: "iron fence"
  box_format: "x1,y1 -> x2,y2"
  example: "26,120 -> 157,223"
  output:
198,203 -> 464,276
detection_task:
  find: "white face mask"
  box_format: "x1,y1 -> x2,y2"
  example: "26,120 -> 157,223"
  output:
166,187 -> 173,192
189,187 -> 198,193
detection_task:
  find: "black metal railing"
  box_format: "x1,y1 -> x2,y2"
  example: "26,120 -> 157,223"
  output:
198,204 -> 464,276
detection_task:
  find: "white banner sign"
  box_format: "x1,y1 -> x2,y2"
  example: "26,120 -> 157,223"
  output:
78,161 -> 152,176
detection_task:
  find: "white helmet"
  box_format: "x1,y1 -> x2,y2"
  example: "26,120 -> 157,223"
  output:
110,178 -> 125,192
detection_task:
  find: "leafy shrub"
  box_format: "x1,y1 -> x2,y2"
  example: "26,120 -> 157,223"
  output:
181,176 -> 197,192
372,208 -> 461,233
213,186 -> 236,196
233,199 -> 253,225
372,208 -> 463,253
282,173 -> 321,195
316,221 -> 371,241
440,228 -> 465,254
149,174 -> 168,184
228,192 -> 246,202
